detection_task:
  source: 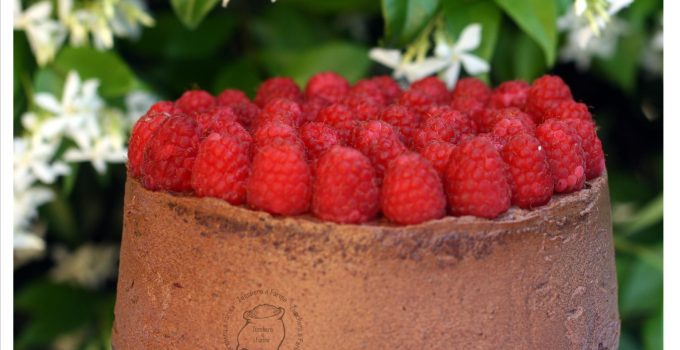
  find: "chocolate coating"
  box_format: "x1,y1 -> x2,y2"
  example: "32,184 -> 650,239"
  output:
113,175 -> 619,349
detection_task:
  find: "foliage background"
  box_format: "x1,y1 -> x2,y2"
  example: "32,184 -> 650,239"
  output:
14,0 -> 663,349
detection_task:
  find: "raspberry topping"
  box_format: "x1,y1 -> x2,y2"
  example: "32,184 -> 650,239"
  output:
351,120 -> 408,180
254,77 -> 303,107
175,90 -> 216,114
305,71 -> 350,103
501,133 -> 554,208
128,111 -> 168,178
192,133 -> 250,204
535,120 -> 586,193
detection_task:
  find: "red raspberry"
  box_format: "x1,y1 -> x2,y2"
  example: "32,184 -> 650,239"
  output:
476,133 -> 506,152
219,120 -> 253,151
305,71 -> 350,103
351,120 -> 408,180
146,101 -> 176,115
525,75 -> 573,123
492,117 -> 534,143
451,77 -> 491,103
398,89 -> 436,115
299,122 -> 341,159
535,120 -> 586,193
312,146 -> 380,223
411,76 -> 449,104
371,75 -> 402,104
439,109 -> 477,136
450,95 -> 487,129
191,133 -> 250,204
254,77 -> 303,107
128,112 -> 168,178
317,103 -> 357,144
562,119 -> 605,179
544,100 -> 593,122
175,90 -> 216,114
421,105 -> 452,121
231,101 -> 260,130
489,80 -> 529,109
141,115 -> 201,192
412,116 -> 459,151
247,141 -> 311,215
301,96 -> 331,123
379,105 -> 421,144
419,141 -> 456,178
343,93 -> 382,121
216,89 -> 250,107
349,79 -> 386,106
445,136 -> 511,218
501,133 -> 554,208
382,153 -> 446,225
193,106 -> 239,136
255,98 -> 303,129
253,122 -> 300,150
477,107 -> 535,134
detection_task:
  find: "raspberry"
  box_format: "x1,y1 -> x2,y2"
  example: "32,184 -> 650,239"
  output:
299,122 -> 341,159
175,90 -> 216,114
141,115 -> 201,192
412,116 -> 459,151
476,133 -> 506,151
477,107 -> 535,134
501,133 -> 554,208
451,77 -> 491,103
544,100 -> 593,122
562,119 -> 605,179
349,79 -> 386,106
231,101 -> 260,130
351,120 -> 408,180
492,117 -> 534,143
219,120 -> 253,151
421,105 -> 452,121
398,89 -> 436,116
411,76 -> 449,104
450,95 -> 487,129
489,80 -> 529,109
305,71 -> 350,103
312,146 -> 380,223
216,89 -> 250,107
317,103 -> 357,144
535,120 -> 586,193
254,77 -> 303,107
439,109 -> 477,136
379,105 -> 421,144
371,75 -> 402,104
253,122 -> 300,150
146,101 -> 176,115
193,106 -> 239,136
247,141 -> 311,215
128,111 -> 168,178
191,133 -> 250,204
382,153 -> 446,225
419,141 -> 456,178
301,96 -> 331,123
445,136 -> 511,218
255,98 -> 303,129
525,75 -> 573,123
343,93 -> 382,121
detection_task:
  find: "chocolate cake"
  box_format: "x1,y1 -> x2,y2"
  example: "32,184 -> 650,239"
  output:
112,173 -> 618,349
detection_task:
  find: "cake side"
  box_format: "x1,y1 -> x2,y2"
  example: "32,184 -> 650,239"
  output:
112,175 -> 619,349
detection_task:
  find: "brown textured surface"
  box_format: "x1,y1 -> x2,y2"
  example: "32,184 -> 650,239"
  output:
112,175 -> 619,349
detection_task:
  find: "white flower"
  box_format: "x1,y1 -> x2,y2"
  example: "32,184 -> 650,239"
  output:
14,137 -> 70,191
14,181 -> 53,262
642,12 -> 663,75
369,48 -> 448,83
125,90 -> 158,124
64,132 -> 127,174
559,16 -> 628,69
434,23 -> 489,89
14,0 -> 67,66
559,0 -> 633,49
50,244 -> 120,289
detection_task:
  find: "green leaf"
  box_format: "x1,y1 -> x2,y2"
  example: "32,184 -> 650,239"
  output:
442,0 -> 502,62
212,58 -> 262,98
494,0 -> 557,65
285,0 -> 380,13
619,194 -> 663,236
259,42 -> 371,86
643,310 -> 663,350
513,33 -> 547,82
250,6 -> 331,50
381,0 -> 440,45
618,258 -> 663,318
170,0 -> 220,29
126,13 -> 235,60
53,47 -> 137,98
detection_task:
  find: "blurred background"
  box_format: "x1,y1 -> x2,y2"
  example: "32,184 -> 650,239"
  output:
13,0 -> 662,349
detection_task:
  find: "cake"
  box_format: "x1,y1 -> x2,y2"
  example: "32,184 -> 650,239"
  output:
112,74 -> 619,349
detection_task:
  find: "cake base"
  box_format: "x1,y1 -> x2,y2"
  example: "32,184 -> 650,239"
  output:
112,175 -> 619,349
